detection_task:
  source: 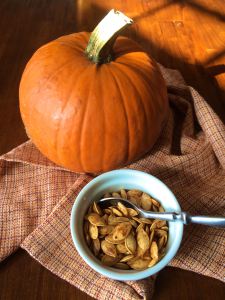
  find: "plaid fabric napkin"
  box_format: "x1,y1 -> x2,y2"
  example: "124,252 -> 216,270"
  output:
0,65 -> 224,300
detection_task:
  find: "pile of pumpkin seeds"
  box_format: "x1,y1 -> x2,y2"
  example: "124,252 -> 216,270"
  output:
84,189 -> 168,270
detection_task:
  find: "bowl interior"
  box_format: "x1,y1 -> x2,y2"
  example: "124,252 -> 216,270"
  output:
70,169 -> 183,281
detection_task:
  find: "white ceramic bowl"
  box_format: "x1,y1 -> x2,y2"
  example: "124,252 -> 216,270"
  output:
70,169 -> 183,281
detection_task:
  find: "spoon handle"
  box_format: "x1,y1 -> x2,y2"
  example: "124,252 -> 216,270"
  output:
142,211 -> 177,221
188,215 -> 225,227
143,211 -> 225,227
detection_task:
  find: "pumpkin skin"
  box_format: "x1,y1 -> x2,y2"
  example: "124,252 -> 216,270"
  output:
19,32 -> 168,173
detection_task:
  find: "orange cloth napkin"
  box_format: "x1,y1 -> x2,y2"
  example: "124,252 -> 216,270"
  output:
0,65 -> 224,300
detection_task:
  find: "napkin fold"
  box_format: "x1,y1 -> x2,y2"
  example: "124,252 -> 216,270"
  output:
0,65 -> 224,300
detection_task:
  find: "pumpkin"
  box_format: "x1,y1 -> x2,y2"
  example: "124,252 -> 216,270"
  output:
19,10 -> 168,173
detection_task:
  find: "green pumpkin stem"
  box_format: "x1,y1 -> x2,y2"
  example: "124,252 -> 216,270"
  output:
85,9 -> 133,64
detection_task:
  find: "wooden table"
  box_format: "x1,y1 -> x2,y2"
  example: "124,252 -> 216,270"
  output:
0,0 -> 224,299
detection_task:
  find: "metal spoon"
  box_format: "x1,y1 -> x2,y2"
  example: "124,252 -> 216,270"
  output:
97,197 -> 225,227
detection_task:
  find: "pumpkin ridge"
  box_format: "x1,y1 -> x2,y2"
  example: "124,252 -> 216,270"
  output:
55,42 -> 84,54
55,37 -> 87,54
113,47 -> 147,59
112,63 -> 152,158
79,66 -> 97,172
97,66 -> 106,171
67,64 -> 94,171
54,67 -> 86,166
112,36 -> 145,56
114,50 -> 145,58
116,60 -> 154,104
116,59 -> 153,89
117,58 -> 165,106
115,63 -> 149,146
131,60 -> 167,116
121,59 -> 167,112
43,32 -> 89,55
116,60 -> 158,123
107,66 -> 130,164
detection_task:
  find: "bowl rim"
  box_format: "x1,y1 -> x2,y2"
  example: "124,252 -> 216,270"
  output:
70,169 -> 183,281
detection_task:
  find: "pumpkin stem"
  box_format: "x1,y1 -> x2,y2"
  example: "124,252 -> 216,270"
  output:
85,9 -> 133,64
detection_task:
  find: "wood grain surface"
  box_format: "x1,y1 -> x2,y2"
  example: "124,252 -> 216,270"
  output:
0,0 -> 224,299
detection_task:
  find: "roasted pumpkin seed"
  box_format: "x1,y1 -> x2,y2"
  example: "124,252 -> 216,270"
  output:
120,189 -> 127,199
105,234 -> 125,244
112,222 -> 132,241
141,193 -> 152,211
92,238 -> 100,256
127,190 -> 142,197
128,196 -> 138,206
116,243 -> 128,254
101,240 -> 117,257
120,254 -> 134,263
149,229 -> 155,246
155,229 -> 168,237
161,226 -> 169,231
88,213 -> 106,226
155,220 -> 167,228
138,218 -> 152,225
117,202 -> 128,216
128,258 -> 150,270
129,219 -> 138,228
132,216 -> 143,224
158,236 -> 165,250
148,258 -> 158,268
136,223 -> 144,231
150,241 -> 158,260
111,207 -> 123,217
125,233 -> 137,254
93,202 -> 102,216
112,192 -> 121,198
89,223 -> 98,239
99,225 -> 114,236
108,214 -> 130,225
159,206 -> 165,212
151,198 -> 160,207
101,254 -> 118,266
114,262 -> 130,270
127,208 -> 138,217
136,245 -> 145,257
137,228 -> 150,252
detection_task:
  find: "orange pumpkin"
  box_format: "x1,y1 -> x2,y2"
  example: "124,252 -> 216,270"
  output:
19,10 -> 168,173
